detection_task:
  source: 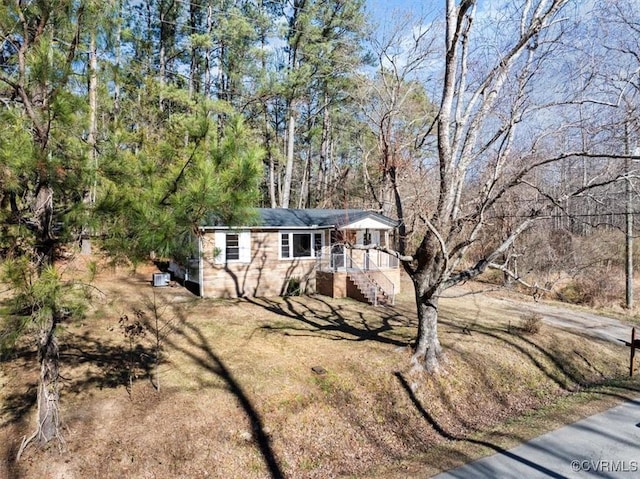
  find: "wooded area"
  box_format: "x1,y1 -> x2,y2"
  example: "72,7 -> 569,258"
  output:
2,0 -> 640,453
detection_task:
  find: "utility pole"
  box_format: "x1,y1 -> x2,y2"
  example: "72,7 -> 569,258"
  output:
625,121 -> 634,309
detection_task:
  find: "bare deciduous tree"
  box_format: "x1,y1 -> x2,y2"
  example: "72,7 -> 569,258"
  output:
364,0 -> 633,372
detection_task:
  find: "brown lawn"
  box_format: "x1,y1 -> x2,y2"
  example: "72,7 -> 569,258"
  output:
1,257 -> 639,478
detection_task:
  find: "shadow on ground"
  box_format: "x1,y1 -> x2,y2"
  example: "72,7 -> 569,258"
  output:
3,280 -> 639,479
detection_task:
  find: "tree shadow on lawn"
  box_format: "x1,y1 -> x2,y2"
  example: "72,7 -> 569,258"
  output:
76,292 -> 286,479
247,293 -> 640,454
60,333 -> 156,393
248,294 -> 589,395
1,302 -> 287,479
0,334 -> 157,477
159,308 -> 286,479
249,295 -> 414,348
396,370 -> 640,477
394,372 -> 571,478
0,331 -> 157,460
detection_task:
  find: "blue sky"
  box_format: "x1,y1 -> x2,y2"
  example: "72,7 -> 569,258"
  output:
365,1 -> 494,28
366,0 -> 428,15
366,0 -> 438,26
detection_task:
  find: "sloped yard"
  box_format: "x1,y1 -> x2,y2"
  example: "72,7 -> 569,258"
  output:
1,261 -> 639,478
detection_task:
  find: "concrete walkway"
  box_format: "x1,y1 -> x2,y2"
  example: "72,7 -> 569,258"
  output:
432,398 -> 640,478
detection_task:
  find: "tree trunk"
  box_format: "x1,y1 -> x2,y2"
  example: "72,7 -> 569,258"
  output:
82,32 -> 98,255
412,290 -> 443,372
36,314 -> 61,445
282,110 -> 295,208
113,3 -> 122,116
318,96 -> 330,203
18,309 -> 63,459
34,183 -> 55,267
204,4 -> 212,96
298,131 -> 312,208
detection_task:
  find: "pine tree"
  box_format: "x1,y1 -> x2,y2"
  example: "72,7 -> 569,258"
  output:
0,0 -> 90,450
0,0 -> 263,454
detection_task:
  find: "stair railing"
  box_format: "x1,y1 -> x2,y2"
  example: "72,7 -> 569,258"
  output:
365,255 -> 396,305
346,256 -> 379,306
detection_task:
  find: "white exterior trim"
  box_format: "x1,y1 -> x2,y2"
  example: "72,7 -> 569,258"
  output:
339,217 -> 396,231
239,231 -> 251,263
278,230 -> 324,260
200,225 -> 329,232
214,230 -> 251,264
198,235 -> 205,297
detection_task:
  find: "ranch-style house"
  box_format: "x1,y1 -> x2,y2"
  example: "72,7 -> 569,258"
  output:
171,208 -> 402,305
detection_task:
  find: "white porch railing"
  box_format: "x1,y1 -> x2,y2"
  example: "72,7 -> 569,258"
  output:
320,252 -> 397,306
326,250 -> 399,271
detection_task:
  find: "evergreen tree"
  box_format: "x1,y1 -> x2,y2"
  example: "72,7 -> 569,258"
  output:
0,0 -> 90,449
0,0 -> 263,453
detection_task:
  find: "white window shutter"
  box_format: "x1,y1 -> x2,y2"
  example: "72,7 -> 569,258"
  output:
239,231 -> 251,263
356,230 -> 364,245
214,231 -> 225,264
371,230 -> 380,245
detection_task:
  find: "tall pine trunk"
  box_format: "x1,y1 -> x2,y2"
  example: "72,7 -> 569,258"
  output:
36,314 -> 61,445
282,110 -> 296,208
18,181 -> 64,458
34,183 -> 62,447
318,98 -> 330,205
82,32 -> 98,255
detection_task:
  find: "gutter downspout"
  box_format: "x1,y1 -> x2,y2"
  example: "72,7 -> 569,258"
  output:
198,232 -> 205,298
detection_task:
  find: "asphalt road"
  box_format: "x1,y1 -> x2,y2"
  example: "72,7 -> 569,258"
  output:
431,398 -> 640,478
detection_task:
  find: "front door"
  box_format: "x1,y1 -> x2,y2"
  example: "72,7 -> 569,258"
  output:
330,230 -> 346,270
355,230 -> 380,269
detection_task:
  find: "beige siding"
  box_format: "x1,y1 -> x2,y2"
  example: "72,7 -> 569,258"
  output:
201,230 -> 318,298
200,227 -> 400,300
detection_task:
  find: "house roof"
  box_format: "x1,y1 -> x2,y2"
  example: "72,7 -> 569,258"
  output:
203,208 -> 399,230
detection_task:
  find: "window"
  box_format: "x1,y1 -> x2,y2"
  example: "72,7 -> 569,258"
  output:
280,232 -> 323,259
225,234 -> 239,261
292,233 -> 311,257
214,231 -> 250,264
281,233 -> 290,258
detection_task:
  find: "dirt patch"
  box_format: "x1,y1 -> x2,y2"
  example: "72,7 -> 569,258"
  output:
1,260 -> 638,478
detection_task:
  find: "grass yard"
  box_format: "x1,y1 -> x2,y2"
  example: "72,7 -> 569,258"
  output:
1,258 -> 639,478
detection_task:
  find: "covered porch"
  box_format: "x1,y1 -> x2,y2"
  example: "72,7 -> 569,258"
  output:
316,224 -> 401,306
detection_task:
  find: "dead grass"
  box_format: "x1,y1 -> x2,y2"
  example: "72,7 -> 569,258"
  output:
1,258 -> 638,479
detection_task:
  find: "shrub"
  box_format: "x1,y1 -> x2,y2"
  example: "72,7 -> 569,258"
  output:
520,313 -> 543,334
556,272 -> 623,307
283,277 -> 303,296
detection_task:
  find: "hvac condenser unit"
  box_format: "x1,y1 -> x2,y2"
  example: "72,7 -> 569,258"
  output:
152,272 -> 171,287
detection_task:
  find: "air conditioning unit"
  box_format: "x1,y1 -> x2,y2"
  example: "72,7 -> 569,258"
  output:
152,272 -> 171,287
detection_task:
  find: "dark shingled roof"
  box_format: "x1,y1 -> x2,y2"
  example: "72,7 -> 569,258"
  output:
257,208 -> 398,228
206,208 -> 398,229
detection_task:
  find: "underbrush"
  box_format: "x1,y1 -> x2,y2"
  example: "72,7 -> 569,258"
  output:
475,228 -> 635,312
556,271 -> 624,307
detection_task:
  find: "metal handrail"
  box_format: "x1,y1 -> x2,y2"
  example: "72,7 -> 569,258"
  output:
346,256 -> 379,306
318,251 -> 397,306
368,249 -> 399,269
365,256 -> 396,305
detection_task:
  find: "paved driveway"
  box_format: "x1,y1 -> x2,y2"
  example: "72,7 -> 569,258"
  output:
505,300 -> 634,344
431,398 -> 640,478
